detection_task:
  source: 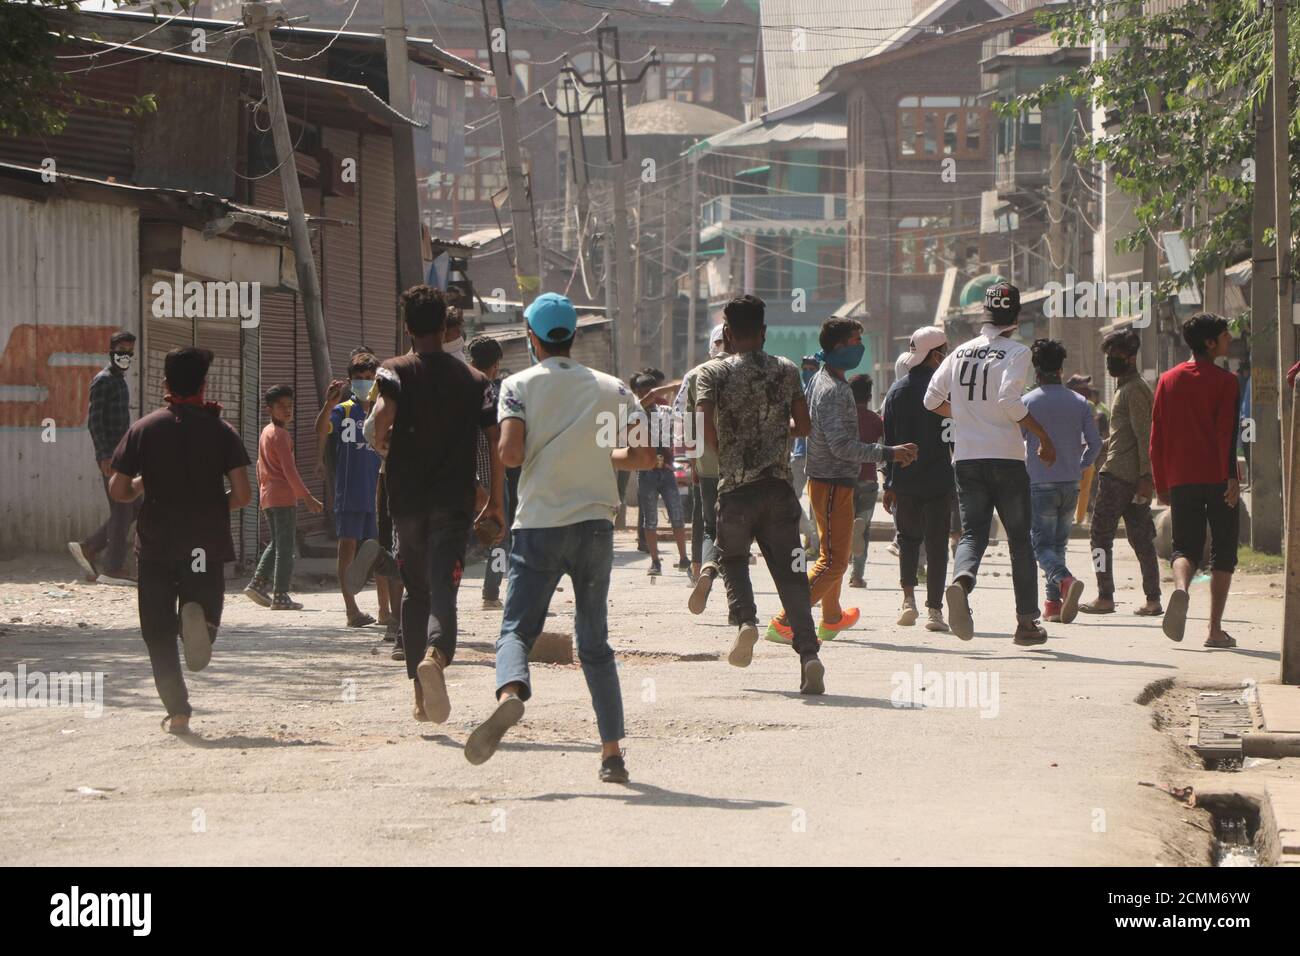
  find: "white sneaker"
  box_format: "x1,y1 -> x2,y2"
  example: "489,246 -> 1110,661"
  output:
924,607 -> 950,632
897,601 -> 919,626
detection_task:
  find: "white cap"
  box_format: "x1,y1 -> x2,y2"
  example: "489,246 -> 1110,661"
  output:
894,352 -> 911,380
904,325 -> 948,368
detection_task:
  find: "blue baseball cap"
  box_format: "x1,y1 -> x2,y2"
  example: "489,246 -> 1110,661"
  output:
524,292 -> 577,342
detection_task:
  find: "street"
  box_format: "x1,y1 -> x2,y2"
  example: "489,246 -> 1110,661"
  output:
1,530 -> 1288,866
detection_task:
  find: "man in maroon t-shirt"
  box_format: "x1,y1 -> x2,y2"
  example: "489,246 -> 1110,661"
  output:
849,374 -> 882,588
1150,313 -> 1240,647
109,347 -> 252,734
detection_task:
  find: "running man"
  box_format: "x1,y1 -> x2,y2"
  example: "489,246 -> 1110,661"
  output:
631,369 -> 689,575
1022,339 -> 1101,624
923,282 -> 1057,644
769,317 -> 916,643
369,286 -> 504,725
681,323 -> 731,614
463,293 -> 654,782
695,295 -> 825,694
881,325 -> 953,631
1151,313 -> 1241,647
1079,329 -> 1163,616
107,347 -> 252,734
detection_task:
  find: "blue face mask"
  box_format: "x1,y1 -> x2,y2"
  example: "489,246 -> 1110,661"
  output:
351,379 -> 373,401
816,344 -> 865,371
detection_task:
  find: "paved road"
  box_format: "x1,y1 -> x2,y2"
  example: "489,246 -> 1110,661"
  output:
0,535 -> 1285,865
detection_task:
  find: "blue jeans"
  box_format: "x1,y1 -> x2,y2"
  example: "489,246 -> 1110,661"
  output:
692,475 -> 720,569
496,519 -> 624,743
850,479 -> 879,580
637,467 -> 684,529
1030,481 -> 1079,601
953,459 -> 1039,619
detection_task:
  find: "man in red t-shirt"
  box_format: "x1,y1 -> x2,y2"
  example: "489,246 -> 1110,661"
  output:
849,374 -> 883,588
1150,313 -> 1240,648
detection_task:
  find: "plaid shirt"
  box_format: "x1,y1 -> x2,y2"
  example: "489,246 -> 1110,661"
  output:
87,367 -> 131,461
475,378 -> 500,488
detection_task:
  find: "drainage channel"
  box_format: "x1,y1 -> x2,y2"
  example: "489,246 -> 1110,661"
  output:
1191,691 -> 1263,866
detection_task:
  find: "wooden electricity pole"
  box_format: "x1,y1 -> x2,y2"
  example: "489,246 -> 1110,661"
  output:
685,149 -> 700,369
660,185 -> 674,374
480,0 -> 542,302
383,0 -> 425,353
243,1 -> 331,405
597,25 -> 636,378
1251,82 -> 1282,553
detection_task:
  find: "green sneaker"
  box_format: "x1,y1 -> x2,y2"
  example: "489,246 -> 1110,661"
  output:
764,620 -> 793,645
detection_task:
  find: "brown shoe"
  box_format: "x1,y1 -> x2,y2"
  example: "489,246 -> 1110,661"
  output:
1078,599 -> 1115,615
1013,617 -> 1048,646
412,681 -> 431,723
415,648 -> 451,723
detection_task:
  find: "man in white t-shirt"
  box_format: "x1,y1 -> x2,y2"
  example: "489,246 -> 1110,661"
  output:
923,282 -> 1057,645
463,293 -> 655,784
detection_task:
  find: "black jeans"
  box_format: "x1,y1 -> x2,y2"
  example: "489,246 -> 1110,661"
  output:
715,478 -> 819,658
137,557 -> 225,717
393,507 -> 471,680
895,490 -> 952,609
1170,483 -> 1239,573
482,466 -> 520,601
84,473 -> 141,573
953,459 -> 1038,618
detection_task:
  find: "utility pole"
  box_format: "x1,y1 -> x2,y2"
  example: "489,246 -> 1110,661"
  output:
480,0 -> 542,302
1252,81 -> 1282,554
1271,0 -> 1298,684
598,25 -> 636,379
686,149 -> 700,369
660,185 -> 674,375
383,0 -> 425,353
558,77 -> 591,257
633,182 -> 644,366
1046,117 -> 1065,342
243,2 -> 331,405
562,28 -> 656,378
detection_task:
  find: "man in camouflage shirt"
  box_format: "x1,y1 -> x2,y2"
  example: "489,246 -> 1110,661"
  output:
696,295 -> 824,695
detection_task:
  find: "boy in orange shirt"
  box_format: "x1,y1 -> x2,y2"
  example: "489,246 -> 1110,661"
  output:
245,385 -> 323,609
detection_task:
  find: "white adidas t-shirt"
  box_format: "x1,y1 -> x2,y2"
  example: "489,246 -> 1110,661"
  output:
923,324 -> 1032,463
498,356 -> 640,530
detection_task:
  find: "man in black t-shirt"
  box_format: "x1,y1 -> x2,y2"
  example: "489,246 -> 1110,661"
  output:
369,285 -> 504,727
109,347 -> 252,734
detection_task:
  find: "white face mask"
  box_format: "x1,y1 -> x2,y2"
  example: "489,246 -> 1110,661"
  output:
445,335 -> 465,354
111,352 -> 132,371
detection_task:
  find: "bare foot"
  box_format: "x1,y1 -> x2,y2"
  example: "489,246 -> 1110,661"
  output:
1078,598 -> 1115,614
1134,599 -> 1163,616
162,714 -> 190,735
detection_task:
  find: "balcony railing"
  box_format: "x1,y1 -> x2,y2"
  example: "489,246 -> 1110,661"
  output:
701,193 -> 847,229
995,147 -> 1048,197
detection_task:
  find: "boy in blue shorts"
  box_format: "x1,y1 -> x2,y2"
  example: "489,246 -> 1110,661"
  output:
316,352 -> 385,627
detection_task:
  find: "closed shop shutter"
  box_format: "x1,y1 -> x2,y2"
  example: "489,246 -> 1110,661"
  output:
360,132 -> 399,357
322,128 -> 364,365
257,289 -> 298,546
195,318 -> 243,565
239,322 -> 260,568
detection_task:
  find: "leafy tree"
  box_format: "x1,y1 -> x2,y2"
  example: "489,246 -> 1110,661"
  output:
0,1 -> 188,138
1001,0 -> 1299,291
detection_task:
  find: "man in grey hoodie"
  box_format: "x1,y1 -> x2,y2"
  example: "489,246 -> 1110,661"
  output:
767,318 -> 916,644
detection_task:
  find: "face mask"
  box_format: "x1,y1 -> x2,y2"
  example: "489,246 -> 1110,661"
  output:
1106,355 -> 1130,378
351,379 -> 373,401
111,351 -> 132,371
817,344 -> 865,371
445,335 -> 465,354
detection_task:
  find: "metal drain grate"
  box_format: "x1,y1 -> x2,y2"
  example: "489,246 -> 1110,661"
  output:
1190,692 -> 1255,764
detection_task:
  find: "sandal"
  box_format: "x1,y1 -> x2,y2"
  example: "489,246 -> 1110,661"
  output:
1204,632 -> 1236,649
161,714 -> 191,735
347,613 -> 376,628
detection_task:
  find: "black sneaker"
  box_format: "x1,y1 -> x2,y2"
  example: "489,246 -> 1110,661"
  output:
271,593 -> 303,611
647,561 -> 662,576
243,579 -> 271,607
799,656 -> 826,696
599,753 -> 629,784
674,558 -> 691,572
390,642 -> 405,662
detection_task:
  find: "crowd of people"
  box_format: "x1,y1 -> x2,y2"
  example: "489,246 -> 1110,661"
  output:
69,279 -> 1246,782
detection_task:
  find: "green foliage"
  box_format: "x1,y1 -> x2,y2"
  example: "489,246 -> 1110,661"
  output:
0,1 -> 188,138
998,0 -> 1300,289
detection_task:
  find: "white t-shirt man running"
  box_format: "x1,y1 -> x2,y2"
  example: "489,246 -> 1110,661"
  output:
922,282 -> 1056,644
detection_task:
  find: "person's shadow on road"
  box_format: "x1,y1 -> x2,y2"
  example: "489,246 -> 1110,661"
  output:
741,688 -> 895,708
516,781 -> 786,811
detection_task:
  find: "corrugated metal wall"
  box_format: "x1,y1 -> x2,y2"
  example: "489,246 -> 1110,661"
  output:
322,128 -> 364,364
360,133 -> 398,357
0,196 -> 139,550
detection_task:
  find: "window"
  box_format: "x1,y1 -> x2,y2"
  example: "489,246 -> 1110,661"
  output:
895,216 -> 955,274
653,53 -> 717,104
740,54 -> 755,104
897,95 -> 986,159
